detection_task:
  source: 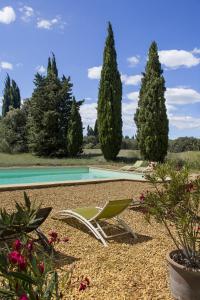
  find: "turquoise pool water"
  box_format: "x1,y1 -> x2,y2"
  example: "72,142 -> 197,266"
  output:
0,167 -> 145,186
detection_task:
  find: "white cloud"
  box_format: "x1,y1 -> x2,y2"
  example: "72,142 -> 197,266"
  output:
192,48 -> 200,54
0,6 -> 16,24
37,18 -> 59,30
126,87 -> 200,106
166,88 -> 200,105
158,50 -> 200,69
0,61 -> 13,70
127,56 -> 140,67
127,91 -> 139,101
88,66 -> 102,79
19,6 -> 34,22
80,100 -> 138,135
80,102 -> 97,131
36,65 -> 46,74
166,104 -> 177,113
169,115 -> 200,129
122,102 -> 138,133
121,74 -> 142,86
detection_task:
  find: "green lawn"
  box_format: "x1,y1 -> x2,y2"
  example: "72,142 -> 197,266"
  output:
0,150 -> 140,167
0,149 -> 199,171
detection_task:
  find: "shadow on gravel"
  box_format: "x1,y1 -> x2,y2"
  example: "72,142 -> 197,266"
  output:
60,218 -> 152,246
53,251 -> 80,267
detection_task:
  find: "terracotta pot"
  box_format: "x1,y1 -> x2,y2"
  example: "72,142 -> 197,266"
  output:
166,250 -> 200,300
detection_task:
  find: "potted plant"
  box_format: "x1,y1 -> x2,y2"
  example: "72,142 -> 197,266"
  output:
141,164 -> 200,300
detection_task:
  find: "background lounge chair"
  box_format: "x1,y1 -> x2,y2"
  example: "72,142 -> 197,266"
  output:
135,161 -> 158,173
53,199 -> 137,246
120,160 -> 144,171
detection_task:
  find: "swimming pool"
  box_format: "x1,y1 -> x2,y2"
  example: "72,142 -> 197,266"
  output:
0,167 -> 145,189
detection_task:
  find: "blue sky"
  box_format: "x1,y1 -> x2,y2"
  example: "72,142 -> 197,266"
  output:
0,0 -> 200,138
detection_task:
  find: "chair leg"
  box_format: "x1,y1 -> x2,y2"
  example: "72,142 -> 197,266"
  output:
54,211 -> 108,247
116,217 -> 137,239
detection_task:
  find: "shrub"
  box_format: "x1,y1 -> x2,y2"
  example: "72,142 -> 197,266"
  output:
141,164 -> 200,269
0,193 -> 68,299
0,107 -> 28,153
0,237 -> 62,299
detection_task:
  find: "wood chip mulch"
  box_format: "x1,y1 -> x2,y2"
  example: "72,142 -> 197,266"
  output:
0,181 -> 174,300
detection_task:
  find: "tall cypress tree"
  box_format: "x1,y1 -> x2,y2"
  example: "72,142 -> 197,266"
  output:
2,74 -> 11,117
47,57 -> 52,76
51,53 -> 58,77
134,41 -> 168,162
94,119 -> 98,139
2,75 -> 21,117
97,22 -> 122,160
67,98 -> 83,156
11,80 -> 21,109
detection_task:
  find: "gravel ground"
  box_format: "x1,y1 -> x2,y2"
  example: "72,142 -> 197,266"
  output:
0,181 -> 174,300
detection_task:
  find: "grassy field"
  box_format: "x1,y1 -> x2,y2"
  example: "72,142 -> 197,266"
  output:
0,149 -> 199,171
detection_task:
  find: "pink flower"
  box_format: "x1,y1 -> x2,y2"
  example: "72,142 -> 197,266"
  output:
18,255 -> 27,271
8,251 -> 20,264
48,238 -> 54,245
13,239 -> 22,251
19,294 -> 29,300
79,282 -> 87,291
26,240 -> 34,252
79,277 -> 90,291
38,261 -> 45,274
139,193 -> 145,202
49,231 -> 58,239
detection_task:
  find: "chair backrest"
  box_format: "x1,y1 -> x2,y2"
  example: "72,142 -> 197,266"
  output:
133,160 -> 144,168
94,199 -> 132,220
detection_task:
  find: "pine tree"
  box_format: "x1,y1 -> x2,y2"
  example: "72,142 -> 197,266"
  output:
28,73 -> 50,155
97,22 -> 122,160
67,98 -> 83,156
134,41 -> 168,162
28,54 -> 81,156
2,74 -> 11,117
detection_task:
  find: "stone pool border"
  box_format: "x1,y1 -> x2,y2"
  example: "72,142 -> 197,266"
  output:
0,166 -> 147,192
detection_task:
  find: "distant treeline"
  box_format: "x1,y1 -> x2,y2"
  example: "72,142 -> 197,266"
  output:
84,133 -> 200,153
168,137 -> 200,153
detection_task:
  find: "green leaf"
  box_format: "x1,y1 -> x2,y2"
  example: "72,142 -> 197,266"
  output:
43,271 -> 58,299
0,289 -> 15,299
24,192 -> 31,210
8,271 -> 36,285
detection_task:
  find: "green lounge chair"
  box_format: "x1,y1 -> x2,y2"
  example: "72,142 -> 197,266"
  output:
120,160 -> 144,171
53,199 -> 137,246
